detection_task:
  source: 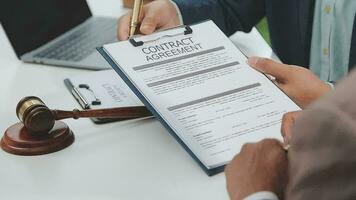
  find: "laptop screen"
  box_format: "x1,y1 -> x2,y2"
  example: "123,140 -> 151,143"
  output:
0,0 -> 92,58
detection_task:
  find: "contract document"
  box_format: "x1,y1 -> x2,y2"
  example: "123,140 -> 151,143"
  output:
98,20 -> 300,175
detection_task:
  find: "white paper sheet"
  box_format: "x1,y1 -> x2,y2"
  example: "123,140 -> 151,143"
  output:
68,70 -> 143,109
103,21 -> 300,169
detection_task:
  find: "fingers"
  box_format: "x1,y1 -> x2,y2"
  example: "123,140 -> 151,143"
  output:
260,138 -> 283,147
247,57 -> 291,82
117,1 -> 179,39
281,111 -> 302,145
259,139 -> 285,153
140,6 -> 160,35
240,139 -> 283,154
117,13 -> 131,40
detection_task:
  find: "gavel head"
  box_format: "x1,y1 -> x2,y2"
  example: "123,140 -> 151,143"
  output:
16,96 -> 55,134
1,96 -> 75,156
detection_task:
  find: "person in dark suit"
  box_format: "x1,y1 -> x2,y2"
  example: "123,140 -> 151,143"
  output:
118,1 -> 356,199
157,1 -> 355,199
117,0 -> 356,108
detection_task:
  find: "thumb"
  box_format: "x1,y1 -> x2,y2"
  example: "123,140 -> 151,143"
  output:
281,111 -> 301,145
247,57 -> 290,82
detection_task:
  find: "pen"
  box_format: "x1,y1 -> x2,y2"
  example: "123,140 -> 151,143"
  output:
130,0 -> 144,37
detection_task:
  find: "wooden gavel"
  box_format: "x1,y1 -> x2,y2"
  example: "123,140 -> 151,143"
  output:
16,96 -> 152,134
0,96 -> 153,156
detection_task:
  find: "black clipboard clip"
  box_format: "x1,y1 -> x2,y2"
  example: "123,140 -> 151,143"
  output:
129,25 -> 193,47
72,84 -> 101,109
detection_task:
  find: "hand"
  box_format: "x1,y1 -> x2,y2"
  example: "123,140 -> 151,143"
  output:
117,0 -> 180,40
225,139 -> 288,200
281,111 -> 302,145
247,57 -> 332,108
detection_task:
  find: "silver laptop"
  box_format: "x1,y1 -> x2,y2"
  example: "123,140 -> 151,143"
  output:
0,0 -> 117,70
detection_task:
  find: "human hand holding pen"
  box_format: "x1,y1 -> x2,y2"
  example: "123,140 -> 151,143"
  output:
117,0 -> 180,40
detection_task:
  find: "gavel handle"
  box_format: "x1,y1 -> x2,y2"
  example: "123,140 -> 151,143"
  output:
52,106 -> 152,120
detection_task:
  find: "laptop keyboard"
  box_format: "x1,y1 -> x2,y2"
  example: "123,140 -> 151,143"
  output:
34,18 -> 117,62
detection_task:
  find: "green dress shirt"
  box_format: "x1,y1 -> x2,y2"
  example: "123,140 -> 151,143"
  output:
310,0 -> 356,82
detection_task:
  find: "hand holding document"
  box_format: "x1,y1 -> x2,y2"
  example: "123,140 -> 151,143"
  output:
98,21 -> 300,175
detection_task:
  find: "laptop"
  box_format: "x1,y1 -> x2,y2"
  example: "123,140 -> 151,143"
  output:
0,0 -> 118,70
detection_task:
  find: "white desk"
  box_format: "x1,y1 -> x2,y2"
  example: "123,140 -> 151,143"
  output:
0,1 -> 228,200
0,1 -> 277,199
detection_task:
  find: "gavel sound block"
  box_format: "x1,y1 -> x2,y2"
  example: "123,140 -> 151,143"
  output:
1,96 -> 152,156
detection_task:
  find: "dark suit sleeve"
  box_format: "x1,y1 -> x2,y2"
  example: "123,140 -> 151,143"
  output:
172,0 -> 266,36
286,70 -> 356,200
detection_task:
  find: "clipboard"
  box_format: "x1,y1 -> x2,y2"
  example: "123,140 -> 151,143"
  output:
97,21 -> 300,176
97,24 -> 223,176
128,25 -> 193,47
64,70 -> 145,124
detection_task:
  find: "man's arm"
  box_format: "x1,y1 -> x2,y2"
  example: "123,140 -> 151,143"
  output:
117,0 -> 265,40
286,70 -> 356,200
172,0 -> 266,36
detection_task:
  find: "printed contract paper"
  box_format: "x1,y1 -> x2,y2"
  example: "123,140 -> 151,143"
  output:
100,21 -> 300,174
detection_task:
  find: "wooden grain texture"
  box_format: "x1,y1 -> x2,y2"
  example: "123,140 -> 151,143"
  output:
1,121 -> 74,156
53,106 -> 152,120
16,96 -> 152,134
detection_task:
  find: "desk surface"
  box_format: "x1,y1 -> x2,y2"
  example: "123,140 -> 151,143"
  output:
0,1 -> 275,199
0,1 -> 227,200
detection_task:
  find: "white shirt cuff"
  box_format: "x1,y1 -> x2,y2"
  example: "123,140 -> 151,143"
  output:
170,0 -> 184,25
243,191 -> 279,200
326,81 -> 335,89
